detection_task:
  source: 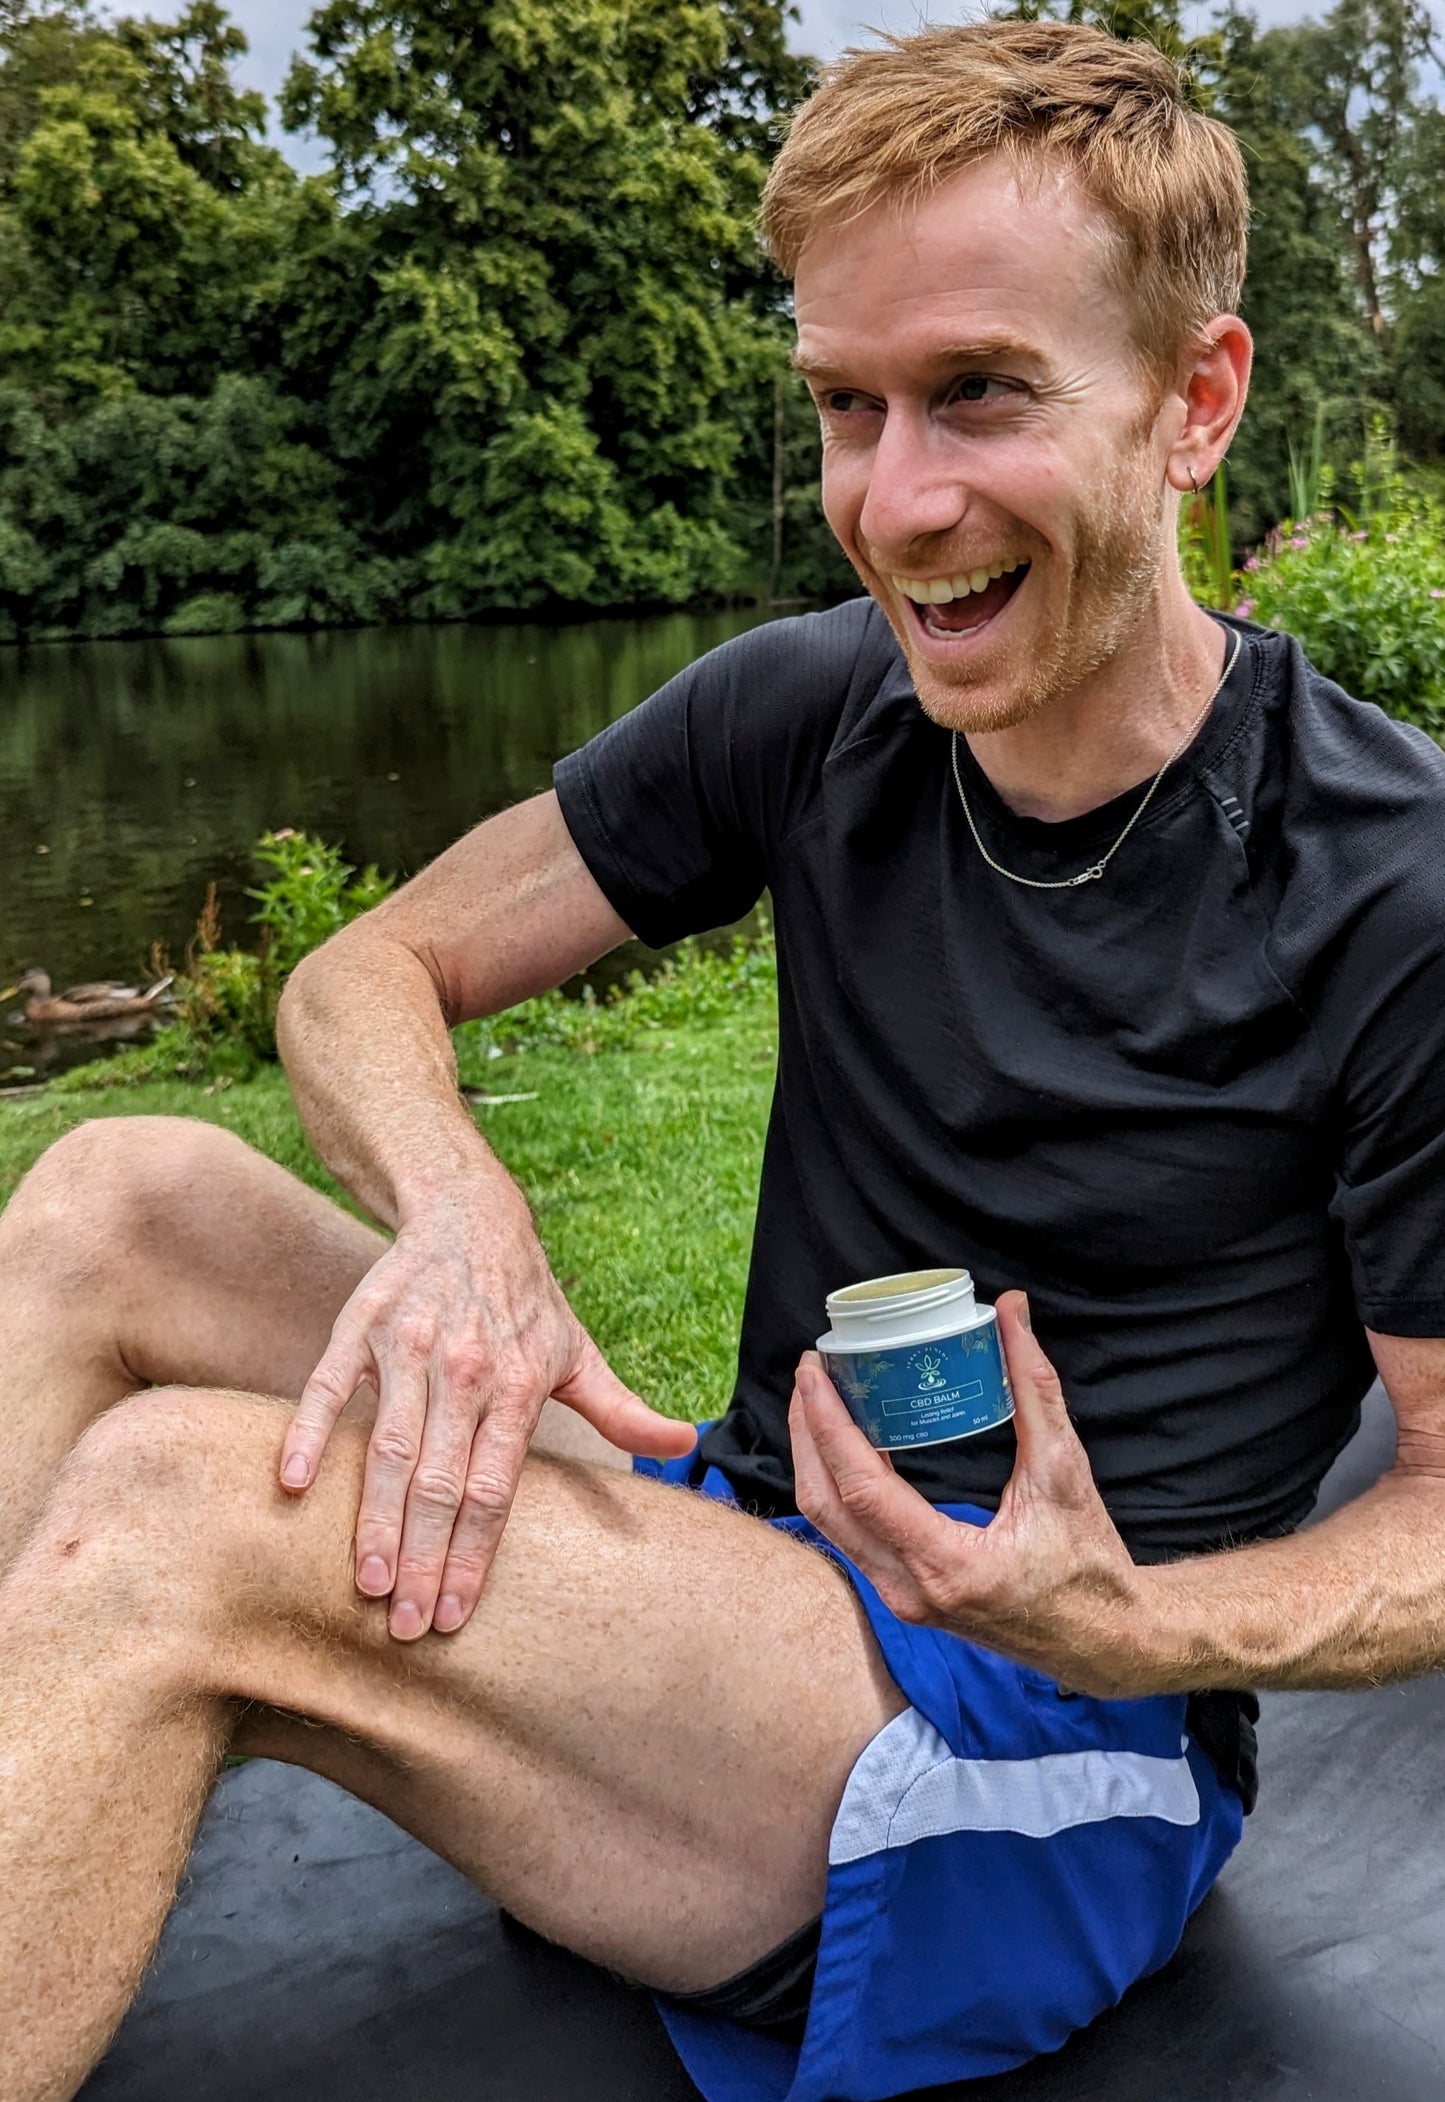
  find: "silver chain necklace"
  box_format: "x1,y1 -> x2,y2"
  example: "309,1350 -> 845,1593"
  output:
949,628 -> 1242,891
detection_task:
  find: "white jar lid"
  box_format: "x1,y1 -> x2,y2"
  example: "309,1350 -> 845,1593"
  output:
823,1268 -> 978,1346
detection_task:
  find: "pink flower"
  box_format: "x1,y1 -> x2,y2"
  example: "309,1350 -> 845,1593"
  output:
1430,589 -> 1445,601
1351,531 -> 1368,543
1234,599 -> 1255,619
1243,554 -> 1261,572
1289,534 -> 1310,549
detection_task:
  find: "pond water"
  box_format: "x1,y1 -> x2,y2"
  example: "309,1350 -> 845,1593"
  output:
0,606 -> 785,1083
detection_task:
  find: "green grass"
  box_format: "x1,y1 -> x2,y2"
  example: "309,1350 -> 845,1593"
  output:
0,983 -> 778,1423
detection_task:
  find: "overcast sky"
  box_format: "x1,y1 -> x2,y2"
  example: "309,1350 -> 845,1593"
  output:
215,0 -> 1352,165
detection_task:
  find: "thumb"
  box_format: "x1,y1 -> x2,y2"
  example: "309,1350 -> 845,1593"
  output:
552,1330 -> 697,1459
995,1291 -> 1078,1467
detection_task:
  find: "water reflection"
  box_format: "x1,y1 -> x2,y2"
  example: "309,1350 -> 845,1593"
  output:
0,607 -> 781,1079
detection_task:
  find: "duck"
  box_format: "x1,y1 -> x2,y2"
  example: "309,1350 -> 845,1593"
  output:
1,970 -> 176,1028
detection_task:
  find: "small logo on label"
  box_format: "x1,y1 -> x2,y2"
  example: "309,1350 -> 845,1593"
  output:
910,1348 -> 948,1391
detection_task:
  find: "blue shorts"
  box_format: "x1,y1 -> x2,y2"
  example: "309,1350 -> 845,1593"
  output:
634,1444 -> 1245,2102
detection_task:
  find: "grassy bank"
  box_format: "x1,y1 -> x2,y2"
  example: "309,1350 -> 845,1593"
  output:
0,967 -> 778,1424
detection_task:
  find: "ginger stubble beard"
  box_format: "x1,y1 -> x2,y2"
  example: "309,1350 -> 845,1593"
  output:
863,435 -> 1169,738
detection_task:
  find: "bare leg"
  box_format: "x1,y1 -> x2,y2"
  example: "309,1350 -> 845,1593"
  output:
0,1117 -> 622,1559
0,1387 -> 903,2101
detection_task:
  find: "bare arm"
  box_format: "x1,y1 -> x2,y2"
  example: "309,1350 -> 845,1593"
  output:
1124,1328 -> 1445,1692
275,792 -> 695,1643
789,1302 -> 1445,1700
277,791 -> 628,1232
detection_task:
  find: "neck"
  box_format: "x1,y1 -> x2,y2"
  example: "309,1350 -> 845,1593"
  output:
964,591 -> 1230,824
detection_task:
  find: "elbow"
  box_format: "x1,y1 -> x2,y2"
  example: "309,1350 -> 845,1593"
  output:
275,945 -> 325,1070
276,925 -> 363,1061
276,922 -> 453,1071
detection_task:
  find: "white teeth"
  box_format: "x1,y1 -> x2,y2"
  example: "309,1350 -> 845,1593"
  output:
892,563 -> 1027,605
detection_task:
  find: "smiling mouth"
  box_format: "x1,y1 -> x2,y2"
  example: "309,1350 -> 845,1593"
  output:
893,561 -> 1031,640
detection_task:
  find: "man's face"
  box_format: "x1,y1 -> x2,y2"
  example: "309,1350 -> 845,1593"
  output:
793,155 -> 1180,733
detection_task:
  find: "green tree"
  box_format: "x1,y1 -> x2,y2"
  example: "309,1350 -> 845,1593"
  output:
0,1 -> 306,399
1234,0 -> 1445,473
0,0 -> 822,636
1266,0 -> 1438,344
1207,4 -> 1390,543
280,0 -> 811,612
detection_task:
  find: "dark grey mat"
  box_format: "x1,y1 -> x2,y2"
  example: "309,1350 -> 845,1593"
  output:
85,1387 -> 1444,2102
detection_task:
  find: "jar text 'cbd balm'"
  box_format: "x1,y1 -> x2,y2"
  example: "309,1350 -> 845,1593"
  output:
816,1269 -> 1015,1451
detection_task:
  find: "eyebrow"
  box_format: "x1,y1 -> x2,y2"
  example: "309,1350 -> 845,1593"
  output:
790,335 -> 1052,381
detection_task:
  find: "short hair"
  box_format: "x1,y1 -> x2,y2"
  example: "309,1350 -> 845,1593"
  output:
760,19 -> 1250,390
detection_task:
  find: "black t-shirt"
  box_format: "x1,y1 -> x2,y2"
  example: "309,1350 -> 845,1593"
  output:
553,599 -> 1445,1561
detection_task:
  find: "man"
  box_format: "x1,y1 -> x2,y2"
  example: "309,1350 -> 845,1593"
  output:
5,20 -> 1445,2102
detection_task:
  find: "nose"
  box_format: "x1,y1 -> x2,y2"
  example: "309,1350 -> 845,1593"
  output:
856,406 -> 971,565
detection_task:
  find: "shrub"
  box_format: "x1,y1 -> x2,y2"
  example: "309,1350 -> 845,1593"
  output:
1238,445 -> 1445,733
54,828 -> 394,1088
181,828 -> 394,1067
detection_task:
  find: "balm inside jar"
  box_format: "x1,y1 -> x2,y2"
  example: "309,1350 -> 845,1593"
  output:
816,1267 -> 1015,1451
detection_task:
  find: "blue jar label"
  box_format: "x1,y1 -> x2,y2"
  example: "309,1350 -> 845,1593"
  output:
819,1317 -> 1015,1450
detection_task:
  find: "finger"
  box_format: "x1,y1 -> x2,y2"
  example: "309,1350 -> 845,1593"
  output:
432,1410 -> 533,1633
995,1292 -> 1078,1461
797,1358 -> 958,1567
281,1320 -> 373,1493
789,1367 -> 961,1618
425,1408 -> 535,1636
552,1332 -> 696,1458
788,1380 -> 917,1599
789,1391 -> 944,1628
383,1362 -> 483,1640
353,1355 -> 430,1602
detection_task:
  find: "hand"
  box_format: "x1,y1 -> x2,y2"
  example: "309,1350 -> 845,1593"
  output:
278,1199 -> 695,1640
788,1292 -> 1146,1697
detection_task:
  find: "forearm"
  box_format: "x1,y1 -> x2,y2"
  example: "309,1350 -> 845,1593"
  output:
277,932 -> 530,1234
1124,1466 -> 1445,1695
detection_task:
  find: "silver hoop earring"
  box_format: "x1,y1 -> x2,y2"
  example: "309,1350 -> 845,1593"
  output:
1187,464 -> 1199,494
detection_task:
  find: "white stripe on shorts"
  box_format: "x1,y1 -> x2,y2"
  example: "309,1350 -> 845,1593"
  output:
829,1707 -> 1200,1866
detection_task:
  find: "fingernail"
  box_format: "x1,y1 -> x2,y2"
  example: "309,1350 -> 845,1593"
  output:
434,1594 -> 464,1633
1019,1294 -> 1032,1332
358,1554 -> 391,1595
390,1599 -> 424,1640
282,1454 -> 309,1488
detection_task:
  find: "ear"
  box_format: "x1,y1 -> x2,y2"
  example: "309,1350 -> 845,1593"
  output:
1165,314 -> 1253,495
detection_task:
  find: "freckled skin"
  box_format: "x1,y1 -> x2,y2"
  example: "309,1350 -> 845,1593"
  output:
793,154 -> 1254,820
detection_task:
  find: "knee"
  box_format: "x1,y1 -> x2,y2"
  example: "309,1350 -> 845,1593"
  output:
4,1115 -> 261,1290
28,1386 -> 272,1641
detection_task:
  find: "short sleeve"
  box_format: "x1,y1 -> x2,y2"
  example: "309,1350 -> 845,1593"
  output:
553,602 -> 879,949
1320,865 -> 1445,1336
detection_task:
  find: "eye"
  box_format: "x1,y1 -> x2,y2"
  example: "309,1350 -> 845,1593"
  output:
820,389 -> 875,415
950,375 -> 1015,404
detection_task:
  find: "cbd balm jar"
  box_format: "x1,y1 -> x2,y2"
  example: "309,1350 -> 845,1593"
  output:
816,1268 -> 1015,1451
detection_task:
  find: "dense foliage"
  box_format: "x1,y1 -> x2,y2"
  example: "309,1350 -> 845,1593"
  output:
169,827 -> 394,1069
0,0 -> 844,639
4,0 -> 1445,638
1236,440 -> 1445,730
